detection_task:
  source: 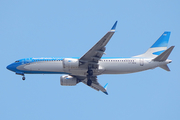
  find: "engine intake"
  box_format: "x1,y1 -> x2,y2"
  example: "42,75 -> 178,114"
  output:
60,75 -> 78,86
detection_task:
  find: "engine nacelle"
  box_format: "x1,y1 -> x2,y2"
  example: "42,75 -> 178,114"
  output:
60,75 -> 78,86
63,58 -> 79,68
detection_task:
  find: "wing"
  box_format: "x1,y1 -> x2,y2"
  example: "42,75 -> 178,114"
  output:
79,21 -> 117,69
82,76 -> 108,95
76,21 -> 117,95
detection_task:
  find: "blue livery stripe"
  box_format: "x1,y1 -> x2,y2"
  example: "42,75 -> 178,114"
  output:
153,50 -> 165,55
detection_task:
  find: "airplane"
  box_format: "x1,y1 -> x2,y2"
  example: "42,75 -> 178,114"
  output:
6,21 -> 174,95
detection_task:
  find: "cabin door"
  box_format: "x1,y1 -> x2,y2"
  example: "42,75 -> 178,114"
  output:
140,59 -> 144,66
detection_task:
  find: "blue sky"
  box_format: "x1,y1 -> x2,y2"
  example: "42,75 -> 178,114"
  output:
1,0 -> 180,120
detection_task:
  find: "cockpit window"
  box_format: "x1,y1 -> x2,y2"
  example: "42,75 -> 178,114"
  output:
15,61 -> 20,63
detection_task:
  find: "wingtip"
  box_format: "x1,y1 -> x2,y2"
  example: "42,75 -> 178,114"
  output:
104,83 -> 108,90
103,83 -> 108,95
111,21 -> 118,30
103,91 -> 108,95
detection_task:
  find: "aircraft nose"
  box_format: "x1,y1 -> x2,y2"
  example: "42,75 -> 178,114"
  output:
6,64 -> 11,70
6,64 -> 14,71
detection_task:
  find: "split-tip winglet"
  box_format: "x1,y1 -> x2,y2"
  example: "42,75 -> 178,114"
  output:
103,92 -> 108,95
103,83 -> 108,95
104,83 -> 108,90
111,21 -> 118,30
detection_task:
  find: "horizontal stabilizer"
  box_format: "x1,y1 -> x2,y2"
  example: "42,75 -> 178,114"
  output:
153,46 -> 174,61
159,65 -> 170,71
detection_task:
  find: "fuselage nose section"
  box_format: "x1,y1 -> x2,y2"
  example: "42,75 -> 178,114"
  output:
6,63 -> 16,72
7,64 -> 13,71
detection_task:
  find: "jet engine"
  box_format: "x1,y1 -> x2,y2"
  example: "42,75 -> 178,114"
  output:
60,75 -> 78,86
63,58 -> 79,68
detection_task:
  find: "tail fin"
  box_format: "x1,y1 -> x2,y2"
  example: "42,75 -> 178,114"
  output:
134,32 -> 171,58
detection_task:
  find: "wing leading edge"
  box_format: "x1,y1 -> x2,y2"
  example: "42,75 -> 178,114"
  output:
79,21 -> 117,69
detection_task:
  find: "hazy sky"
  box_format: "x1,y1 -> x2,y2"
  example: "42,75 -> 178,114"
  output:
1,0 -> 179,120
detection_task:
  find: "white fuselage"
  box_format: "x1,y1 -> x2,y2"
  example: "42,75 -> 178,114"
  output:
13,57 -> 169,76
